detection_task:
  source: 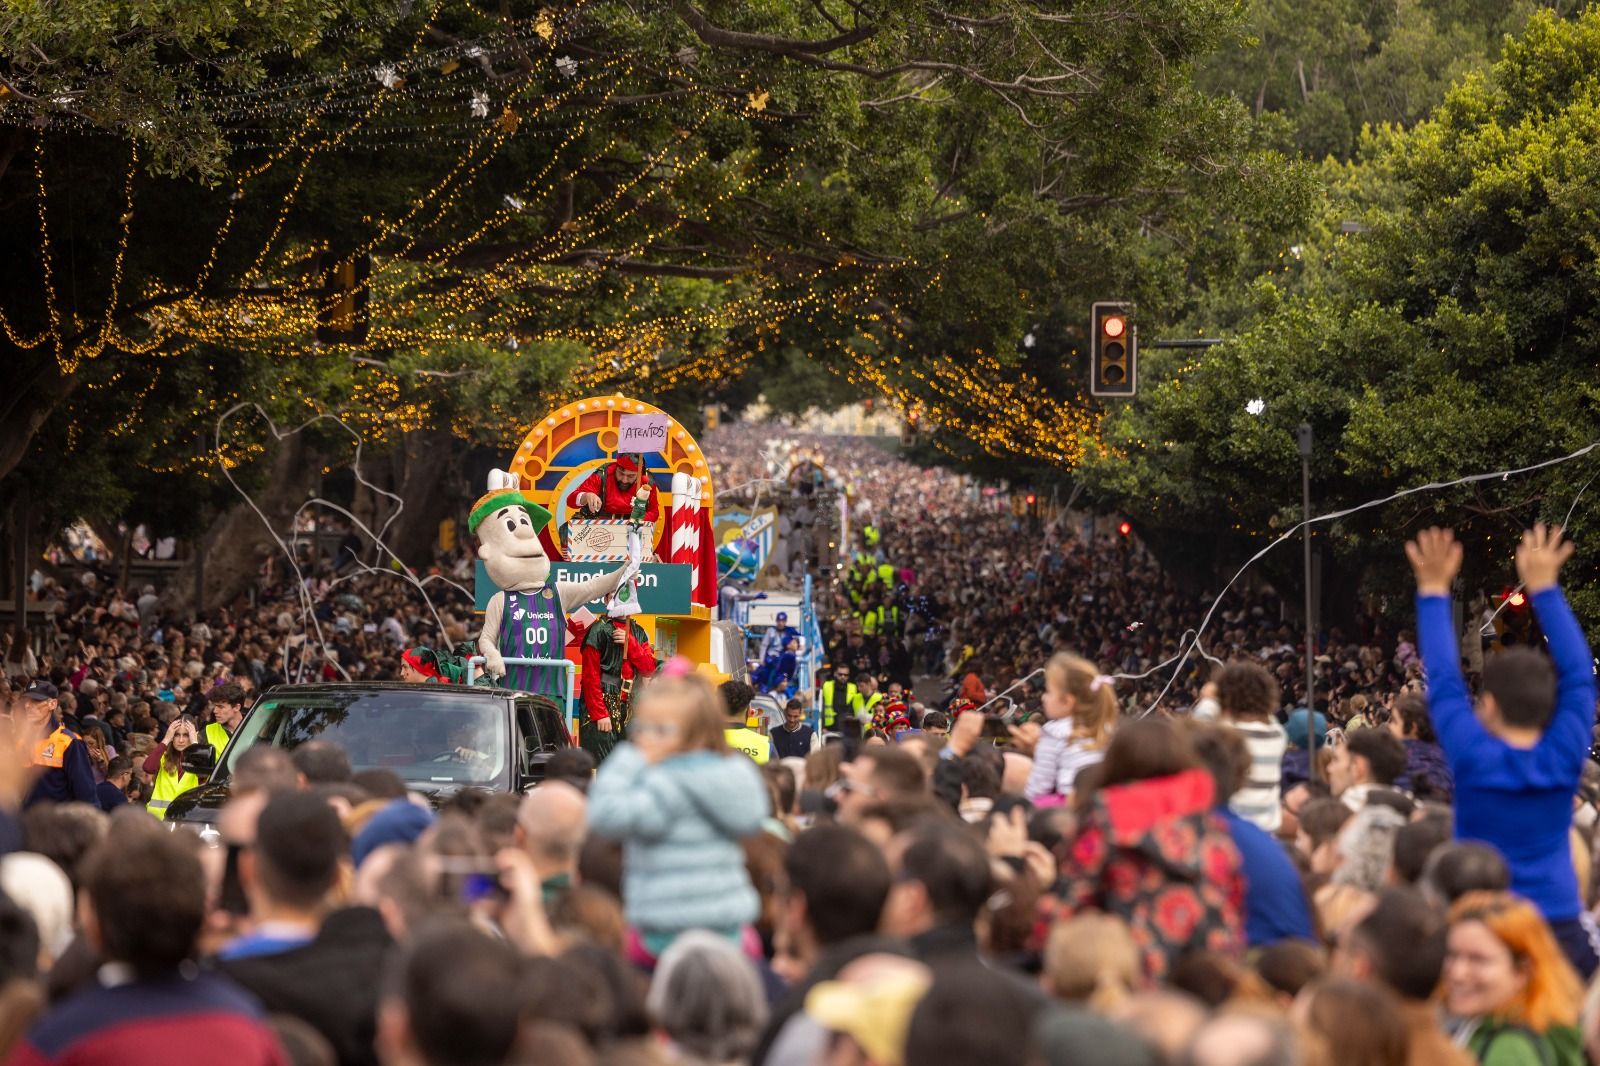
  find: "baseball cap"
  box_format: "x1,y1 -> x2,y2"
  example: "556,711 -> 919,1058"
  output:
776,611 -> 788,621
804,966 -> 929,1066
22,681 -> 59,702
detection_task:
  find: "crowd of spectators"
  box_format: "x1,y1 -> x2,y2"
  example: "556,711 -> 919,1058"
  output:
0,430 -> 1597,1066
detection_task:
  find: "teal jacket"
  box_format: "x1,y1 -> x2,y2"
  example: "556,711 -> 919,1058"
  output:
587,742 -> 768,934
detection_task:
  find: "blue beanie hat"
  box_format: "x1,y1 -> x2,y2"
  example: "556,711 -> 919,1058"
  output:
1285,707 -> 1328,751
352,798 -> 435,868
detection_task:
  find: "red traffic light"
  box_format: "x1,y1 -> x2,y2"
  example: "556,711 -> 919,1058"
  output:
1025,493 -> 1037,506
1505,589 -> 1526,608
1103,315 -> 1126,339
1118,521 -> 1132,537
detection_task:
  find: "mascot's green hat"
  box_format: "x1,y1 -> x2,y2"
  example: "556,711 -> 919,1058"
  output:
467,488 -> 553,537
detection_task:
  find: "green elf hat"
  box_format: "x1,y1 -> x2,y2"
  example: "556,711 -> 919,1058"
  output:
467,488 -> 553,537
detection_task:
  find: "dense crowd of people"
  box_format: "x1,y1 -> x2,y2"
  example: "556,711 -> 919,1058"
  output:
1,427 -> 1599,1066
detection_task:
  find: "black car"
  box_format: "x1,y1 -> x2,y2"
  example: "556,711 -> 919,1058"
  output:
164,682 -> 572,836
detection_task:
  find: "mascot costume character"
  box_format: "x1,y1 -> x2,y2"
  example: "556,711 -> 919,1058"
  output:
471,470 -> 632,702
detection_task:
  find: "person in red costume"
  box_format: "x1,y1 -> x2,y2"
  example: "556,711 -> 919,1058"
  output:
566,454 -> 661,522
578,613 -> 659,762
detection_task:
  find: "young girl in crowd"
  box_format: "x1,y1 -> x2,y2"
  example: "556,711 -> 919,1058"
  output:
587,662 -> 769,965
1024,651 -> 1118,803
1444,892 -> 1584,1065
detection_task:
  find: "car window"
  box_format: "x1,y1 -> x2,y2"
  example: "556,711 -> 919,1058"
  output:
514,697 -> 570,764
227,690 -> 509,788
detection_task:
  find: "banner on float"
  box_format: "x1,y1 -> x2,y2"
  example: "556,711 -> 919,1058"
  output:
475,561 -> 692,615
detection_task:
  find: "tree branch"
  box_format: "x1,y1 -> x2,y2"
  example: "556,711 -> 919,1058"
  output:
670,0 -> 879,56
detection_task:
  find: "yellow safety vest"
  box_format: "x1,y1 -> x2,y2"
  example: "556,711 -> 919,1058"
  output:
820,681 -> 858,728
204,721 -> 232,755
857,692 -> 883,721
147,762 -> 200,821
724,727 -> 770,765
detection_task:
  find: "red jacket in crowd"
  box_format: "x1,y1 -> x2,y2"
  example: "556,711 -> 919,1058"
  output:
1041,768 -> 1245,982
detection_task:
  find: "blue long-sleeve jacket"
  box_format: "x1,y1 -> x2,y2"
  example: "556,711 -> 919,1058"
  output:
1419,588 -> 1596,922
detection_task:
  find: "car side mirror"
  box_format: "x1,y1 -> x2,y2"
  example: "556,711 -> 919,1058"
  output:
183,744 -> 217,777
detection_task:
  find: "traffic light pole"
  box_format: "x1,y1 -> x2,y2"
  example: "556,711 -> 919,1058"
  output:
1296,423 -> 1317,782
1143,339 -> 1224,349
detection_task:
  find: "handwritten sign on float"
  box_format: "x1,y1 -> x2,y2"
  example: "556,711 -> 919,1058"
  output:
617,413 -> 669,453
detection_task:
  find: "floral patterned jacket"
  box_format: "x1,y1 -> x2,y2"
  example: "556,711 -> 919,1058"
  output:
1040,768 -> 1245,982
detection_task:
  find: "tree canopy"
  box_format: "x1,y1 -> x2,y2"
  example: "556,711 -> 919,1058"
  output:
1,0 -> 1295,525
1082,8 -> 1600,634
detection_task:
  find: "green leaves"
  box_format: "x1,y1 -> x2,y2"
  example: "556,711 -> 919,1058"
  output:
1093,5 -> 1600,634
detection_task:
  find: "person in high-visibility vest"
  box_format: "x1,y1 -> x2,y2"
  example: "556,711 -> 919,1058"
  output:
16,680 -> 98,808
819,666 -> 860,730
144,718 -> 200,821
721,680 -> 771,764
202,680 -> 247,759
854,674 -> 884,725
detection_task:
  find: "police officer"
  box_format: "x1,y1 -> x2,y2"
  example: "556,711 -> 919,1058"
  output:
17,681 -> 97,808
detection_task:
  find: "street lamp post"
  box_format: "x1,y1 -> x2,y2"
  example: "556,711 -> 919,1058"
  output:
1296,423 -> 1316,780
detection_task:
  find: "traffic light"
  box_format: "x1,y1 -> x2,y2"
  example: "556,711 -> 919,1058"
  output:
1025,493 -> 1037,507
1118,521 -> 1132,537
314,253 -> 371,345
1090,302 -> 1136,397
901,407 -> 920,446
702,403 -> 721,431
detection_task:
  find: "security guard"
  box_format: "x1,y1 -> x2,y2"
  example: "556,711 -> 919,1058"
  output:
819,665 -> 860,730
202,680 -> 247,757
854,674 -> 884,724
723,700 -> 771,764
17,681 -> 98,808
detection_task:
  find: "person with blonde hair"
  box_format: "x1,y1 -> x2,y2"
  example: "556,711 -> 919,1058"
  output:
1444,891 -> 1584,1064
588,662 -> 770,964
1023,651 -> 1118,803
1043,913 -> 1140,1011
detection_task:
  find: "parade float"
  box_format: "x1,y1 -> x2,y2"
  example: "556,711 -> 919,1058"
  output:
467,392 -> 825,739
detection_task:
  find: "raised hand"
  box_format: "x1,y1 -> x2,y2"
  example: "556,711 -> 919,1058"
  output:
1515,523 -> 1574,594
1405,527 -> 1463,597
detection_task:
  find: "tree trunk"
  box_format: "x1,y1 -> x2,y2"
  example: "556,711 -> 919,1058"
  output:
382,428 -> 464,566
0,349 -> 78,485
166,434 -> 319,614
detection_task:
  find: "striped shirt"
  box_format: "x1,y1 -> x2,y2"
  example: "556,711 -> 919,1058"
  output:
497,586 -> 567,700
1226,717 -> 1287,833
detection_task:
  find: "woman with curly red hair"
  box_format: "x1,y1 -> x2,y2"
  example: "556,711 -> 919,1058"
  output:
1444,891 -> 1584,1065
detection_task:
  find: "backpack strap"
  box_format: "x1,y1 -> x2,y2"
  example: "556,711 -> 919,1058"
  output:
1479,1022 -> 1555,1066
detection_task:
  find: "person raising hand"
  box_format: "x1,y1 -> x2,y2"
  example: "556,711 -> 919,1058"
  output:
1406,523 -> 1598,978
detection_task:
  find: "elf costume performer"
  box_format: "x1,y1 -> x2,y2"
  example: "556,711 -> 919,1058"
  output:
400,647 -> 447,683
471,471 -> 632,701
565,453 -> 661,521
578,614 -> 658,761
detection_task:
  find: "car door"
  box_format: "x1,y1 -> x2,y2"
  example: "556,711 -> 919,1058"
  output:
513,696 -> 570,788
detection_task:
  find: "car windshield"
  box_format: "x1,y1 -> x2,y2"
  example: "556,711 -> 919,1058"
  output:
224,690 -> 509,788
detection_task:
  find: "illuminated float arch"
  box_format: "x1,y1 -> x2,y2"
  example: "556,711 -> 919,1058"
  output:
506,394 -> 715,552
